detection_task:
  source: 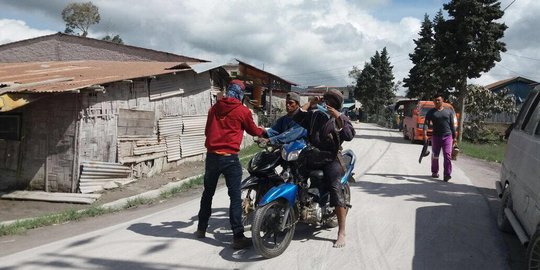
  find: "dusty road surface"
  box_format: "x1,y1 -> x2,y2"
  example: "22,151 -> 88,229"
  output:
0,123 -> 518,270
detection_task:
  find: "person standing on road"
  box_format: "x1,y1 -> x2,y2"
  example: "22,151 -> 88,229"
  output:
293,89 -> 355,248
423,94 -> 457,182
259,92 -> 307,145
195,79 -> 265,249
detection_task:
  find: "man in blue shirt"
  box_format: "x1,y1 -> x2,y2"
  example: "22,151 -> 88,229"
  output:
262,92 -> 307,144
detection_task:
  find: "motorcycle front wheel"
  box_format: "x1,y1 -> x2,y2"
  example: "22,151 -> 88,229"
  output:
251,200 -> 296,258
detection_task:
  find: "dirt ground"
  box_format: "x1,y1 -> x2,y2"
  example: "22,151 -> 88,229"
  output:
0,160 -> 206,223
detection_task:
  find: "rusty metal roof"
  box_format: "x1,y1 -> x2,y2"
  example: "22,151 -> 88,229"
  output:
236,59 -> 298,86
0,60 -> 194,93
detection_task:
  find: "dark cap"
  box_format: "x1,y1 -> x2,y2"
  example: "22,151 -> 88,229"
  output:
323,89 -> 344,110
286,92 -> 301,104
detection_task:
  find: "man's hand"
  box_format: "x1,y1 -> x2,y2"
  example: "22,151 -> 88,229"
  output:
326,105 -> 341,119
258,137 -> 270,145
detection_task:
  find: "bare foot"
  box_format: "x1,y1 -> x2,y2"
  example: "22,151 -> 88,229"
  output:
333,233 -> 346,248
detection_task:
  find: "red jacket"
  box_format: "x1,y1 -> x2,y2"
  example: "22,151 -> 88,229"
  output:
205,97 -> 264,154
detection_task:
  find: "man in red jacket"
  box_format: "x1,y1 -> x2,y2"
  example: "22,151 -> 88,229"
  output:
195,79 -> 265,249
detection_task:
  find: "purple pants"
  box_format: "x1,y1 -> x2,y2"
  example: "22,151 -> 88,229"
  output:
431,135 -> 453,177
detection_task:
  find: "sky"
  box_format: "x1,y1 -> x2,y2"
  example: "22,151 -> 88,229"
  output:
0,0 -> 539,96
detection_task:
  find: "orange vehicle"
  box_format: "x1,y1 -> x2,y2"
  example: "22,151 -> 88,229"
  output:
401,100 -> 459,143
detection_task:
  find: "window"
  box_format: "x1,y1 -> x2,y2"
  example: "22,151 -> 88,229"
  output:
0,115 -> 21,141
515,90 -> 540,131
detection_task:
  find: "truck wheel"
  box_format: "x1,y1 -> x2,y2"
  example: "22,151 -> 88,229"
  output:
527,228 -> 540,270
497,187 -> 514,234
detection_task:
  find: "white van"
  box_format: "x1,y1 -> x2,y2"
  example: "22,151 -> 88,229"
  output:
496,86 -> 540,269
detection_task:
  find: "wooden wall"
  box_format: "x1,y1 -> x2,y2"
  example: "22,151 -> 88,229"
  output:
0,94 -> 78,192
0,69 -> 260,192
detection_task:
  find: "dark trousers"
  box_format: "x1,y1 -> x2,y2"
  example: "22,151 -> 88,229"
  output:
323,159 -> 346,208
197,153 -> 244,237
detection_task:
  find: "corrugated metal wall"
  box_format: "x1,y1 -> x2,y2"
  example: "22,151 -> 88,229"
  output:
180,115 -> 207,157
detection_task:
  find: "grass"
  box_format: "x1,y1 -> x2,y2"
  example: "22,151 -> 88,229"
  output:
0,143 -> 261,236
0,206 -> 115,237
460,140 -> 507,163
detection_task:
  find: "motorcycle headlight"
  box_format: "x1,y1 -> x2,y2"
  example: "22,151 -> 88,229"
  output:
282,148 -> 302,161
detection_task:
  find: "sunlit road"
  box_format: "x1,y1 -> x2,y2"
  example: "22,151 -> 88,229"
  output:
0,123 -> 512,270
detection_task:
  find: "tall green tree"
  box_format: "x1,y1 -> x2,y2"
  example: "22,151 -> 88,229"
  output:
437,0 -> 507,142
354,62 -> 376,115
375,48 -> 396,102
432,9 -> 454,95
404,14 -> 441,100
61,2 -> 101,37
353,48 -> 396,118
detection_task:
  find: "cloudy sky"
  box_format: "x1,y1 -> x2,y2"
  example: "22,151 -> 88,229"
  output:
0,0 -> 538,95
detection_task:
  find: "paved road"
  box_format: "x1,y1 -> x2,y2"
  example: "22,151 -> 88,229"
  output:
0,123 -> 518,270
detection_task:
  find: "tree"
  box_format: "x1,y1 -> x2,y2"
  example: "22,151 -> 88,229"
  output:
463,84 -> 516,142
62,2 -> 101,37
437,0 -> 507,142
102,34 -> 124,44
353,48 -> 396,119
375,48 -> 396,103
404,14 -> 442,100
432,9 -> 455,96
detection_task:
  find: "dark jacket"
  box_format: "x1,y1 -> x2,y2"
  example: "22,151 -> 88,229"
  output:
293,110 -> 355,155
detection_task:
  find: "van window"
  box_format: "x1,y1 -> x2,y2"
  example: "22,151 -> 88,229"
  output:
515,90 -> 540,131
527,106 -> 540,135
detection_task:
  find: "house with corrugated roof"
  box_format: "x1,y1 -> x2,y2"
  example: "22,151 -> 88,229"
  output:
0,33 -> 234,194
485,76 -> 538,105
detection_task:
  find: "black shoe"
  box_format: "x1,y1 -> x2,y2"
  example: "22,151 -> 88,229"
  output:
443,175 -> 451,182
431,173 -> 439,178
194,230 -> 206,238
232,236 -> 252,249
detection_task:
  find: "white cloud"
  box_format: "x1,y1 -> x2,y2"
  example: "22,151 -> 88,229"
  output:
0,0 -> 538,89
0,19 -> 55,45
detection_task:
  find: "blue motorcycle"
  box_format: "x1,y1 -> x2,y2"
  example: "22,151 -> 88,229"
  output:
251,140 -> 356,258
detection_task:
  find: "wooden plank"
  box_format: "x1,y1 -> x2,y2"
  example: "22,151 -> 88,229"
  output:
1,190 -> 101,199
119,152 -> 167,163
1,191 -> 98,204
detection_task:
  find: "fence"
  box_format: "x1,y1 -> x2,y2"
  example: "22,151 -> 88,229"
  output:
465,112 -> 516,124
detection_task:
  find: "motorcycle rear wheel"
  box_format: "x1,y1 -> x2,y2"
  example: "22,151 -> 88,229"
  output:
252,200 -> 296,258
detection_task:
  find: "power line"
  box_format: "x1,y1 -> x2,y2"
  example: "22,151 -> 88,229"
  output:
503,51 -> 540,62
503,0 -> 517,11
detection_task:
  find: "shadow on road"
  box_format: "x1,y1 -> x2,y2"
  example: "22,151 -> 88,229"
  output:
4,253 -> 225,270
352,174 -> 522,269
124,207 -> 334,263
355,134 -> 411,144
